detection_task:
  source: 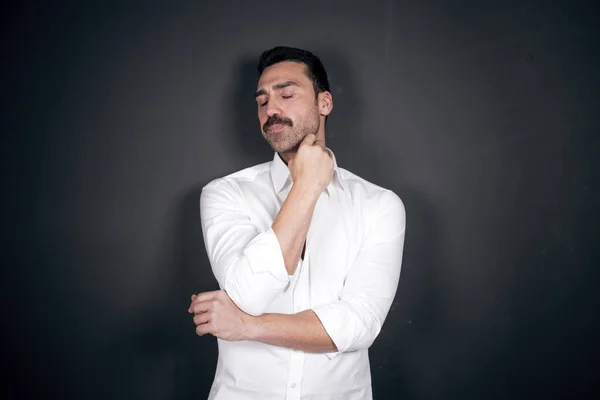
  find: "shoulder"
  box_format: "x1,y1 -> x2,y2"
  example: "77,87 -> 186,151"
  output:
203,161 -> 271,193
338,168 -> 403,205
337,167 -> 406,221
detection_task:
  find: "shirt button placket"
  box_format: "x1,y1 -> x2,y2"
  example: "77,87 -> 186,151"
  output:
285,253 -> 307,400
285,349 -> 304,400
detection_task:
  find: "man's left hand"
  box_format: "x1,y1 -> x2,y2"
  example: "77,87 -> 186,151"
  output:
188,290 -> 251,341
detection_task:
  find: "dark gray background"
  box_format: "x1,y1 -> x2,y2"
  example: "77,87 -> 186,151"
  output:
3,1 -> 599,399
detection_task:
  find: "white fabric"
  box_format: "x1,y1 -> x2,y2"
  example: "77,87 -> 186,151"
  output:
200,150 -> 406,400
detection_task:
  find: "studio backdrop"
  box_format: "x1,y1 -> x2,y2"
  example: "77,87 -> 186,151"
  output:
3,1 -> 599,399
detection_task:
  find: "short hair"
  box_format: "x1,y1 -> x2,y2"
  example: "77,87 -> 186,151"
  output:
257,46 -> 331,96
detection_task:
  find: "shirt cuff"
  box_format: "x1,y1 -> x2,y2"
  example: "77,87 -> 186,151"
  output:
312,303 -> 350,359
243,227 -> 289,282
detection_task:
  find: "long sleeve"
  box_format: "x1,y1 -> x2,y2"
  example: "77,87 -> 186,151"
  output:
200,179 -> 290,316
312,190 -> 406,358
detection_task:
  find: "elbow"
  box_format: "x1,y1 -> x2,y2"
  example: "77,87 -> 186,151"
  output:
233,298 -> 269,317
220,255 -> 289,317
223,270 -> 288,317
210,229 -> 290,316
224,285 -> 275,317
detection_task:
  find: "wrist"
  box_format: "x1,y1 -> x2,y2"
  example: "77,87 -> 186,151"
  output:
292,179 -> 322,200
242,314 -> 261,341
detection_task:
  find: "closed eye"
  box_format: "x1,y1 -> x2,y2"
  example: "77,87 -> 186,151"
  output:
257,93 -> 293,107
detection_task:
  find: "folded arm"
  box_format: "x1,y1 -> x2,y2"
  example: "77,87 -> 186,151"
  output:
200,178 -> 320,316
239,191 -> 406,355
246,310 -> 337,353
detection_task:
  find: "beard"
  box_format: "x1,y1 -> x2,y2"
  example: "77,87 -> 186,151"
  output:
262,106 -> 320,153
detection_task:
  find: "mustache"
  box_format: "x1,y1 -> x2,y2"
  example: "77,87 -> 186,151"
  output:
263,116 -> 293,133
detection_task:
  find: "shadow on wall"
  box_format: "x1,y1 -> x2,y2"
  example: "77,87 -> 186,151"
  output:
170,184 -> 219,400
170,54 -> 274,399
312,47 -> 445,398
101,188 -> 221,399
222,53 -> 274,166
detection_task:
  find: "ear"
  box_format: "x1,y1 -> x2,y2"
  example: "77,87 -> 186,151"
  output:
318,91 -> 333,117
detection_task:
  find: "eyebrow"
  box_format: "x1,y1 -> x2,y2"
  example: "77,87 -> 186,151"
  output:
254,81 -> 300,98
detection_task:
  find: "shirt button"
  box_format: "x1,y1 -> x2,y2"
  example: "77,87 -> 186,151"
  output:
291,383 -> 296,388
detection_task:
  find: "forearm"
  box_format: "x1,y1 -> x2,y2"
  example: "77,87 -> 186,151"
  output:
272,182 -> 320,275
244,310 -> 337,353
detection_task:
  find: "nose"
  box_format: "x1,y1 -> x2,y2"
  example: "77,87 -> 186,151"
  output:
265,98 -> 281,118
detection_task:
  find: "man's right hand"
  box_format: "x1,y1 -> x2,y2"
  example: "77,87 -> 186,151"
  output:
289,134 -> 334,195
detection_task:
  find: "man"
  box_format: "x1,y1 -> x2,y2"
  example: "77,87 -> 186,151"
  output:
189,46 -> 406,400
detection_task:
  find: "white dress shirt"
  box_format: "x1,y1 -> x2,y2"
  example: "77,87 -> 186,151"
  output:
200,150 -> 406,400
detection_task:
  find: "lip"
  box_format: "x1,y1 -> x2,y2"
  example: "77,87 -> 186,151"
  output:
267,124 -> 287,133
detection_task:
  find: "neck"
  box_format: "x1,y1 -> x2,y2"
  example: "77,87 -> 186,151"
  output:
279,151 -> 295,165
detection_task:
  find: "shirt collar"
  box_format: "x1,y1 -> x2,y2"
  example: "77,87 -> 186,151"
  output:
270,148 -> 346,196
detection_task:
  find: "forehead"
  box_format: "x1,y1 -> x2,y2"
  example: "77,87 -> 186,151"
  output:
257,61 -> 311,89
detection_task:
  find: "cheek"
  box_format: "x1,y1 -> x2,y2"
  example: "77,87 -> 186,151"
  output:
257,109 -> 267,123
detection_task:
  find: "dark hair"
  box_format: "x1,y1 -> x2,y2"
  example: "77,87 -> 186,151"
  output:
257,46 -> 331,96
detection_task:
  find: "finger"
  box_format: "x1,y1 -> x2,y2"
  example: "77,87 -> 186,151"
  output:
190,290 -> 226,312
191,299 -> 214,314
193,312 -> 211,326
196,322 -> 212,336
188,294 -> 198,313
189,294 -> 211,313
301,133 -> 316,146
191,290 -> 220,306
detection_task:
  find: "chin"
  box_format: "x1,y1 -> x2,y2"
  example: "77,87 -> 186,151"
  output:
264,137 -> 291,153
271,144 -> 291,153
266,142 -> 292,154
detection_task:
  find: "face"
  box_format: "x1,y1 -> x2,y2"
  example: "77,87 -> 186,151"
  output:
255,61 -> 322,154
